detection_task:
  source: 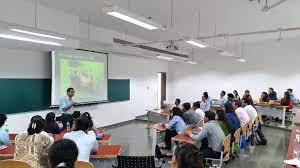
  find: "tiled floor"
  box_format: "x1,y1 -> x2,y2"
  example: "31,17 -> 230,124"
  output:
92,120 -> 290,168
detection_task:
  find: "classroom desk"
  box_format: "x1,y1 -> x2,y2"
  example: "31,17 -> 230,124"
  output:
294,110 -> 300,127
91,145 -> 122,159
254,103 -> 289,128
10,133 -> 112,145
146,109 -> 171,127
151,123 -> 167,155
171,134 -> 197,145
0,144 -> 122,159
285,128 -> 299,168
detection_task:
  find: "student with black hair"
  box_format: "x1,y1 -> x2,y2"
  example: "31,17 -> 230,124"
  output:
182,102 -> 201,125
63,117 -> 98,161
162,107 -> 186,150
81,112 -> 98,132
192,101 -> 205,120
0,113 -> 9,145
260,92 -> 270,103
15,116 -> 53,168
268,87 -> 277,100
171,142 -> 204,168
48,139 -> 79,168
233,100 -> 250,126
287,88 -> 298,103
242,90 -> 253,104
216,110 -> 234,136
217,90 -> 227,105
186,111 -> 225,159
44,112 -> 61,134
200,94 -> 211,112
227,93 -> 235,104
224,103 -> 240,131
233,90 -> 240,101
174,98 -> 181,107
244,99 -> 258,123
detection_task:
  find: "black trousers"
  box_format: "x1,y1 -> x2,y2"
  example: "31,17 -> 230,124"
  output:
164,129 -> 178,150
200,138 -> 221,159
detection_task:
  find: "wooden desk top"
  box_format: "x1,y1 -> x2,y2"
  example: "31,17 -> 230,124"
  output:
0,144 -> 122,159
285,128 -> 299,168
172,134 -> 197,145
146,109 -> 171,116
0,144 -> 15,157
151,123 -> 167,132
90,145 -> 122,158
9,134 -> 17,142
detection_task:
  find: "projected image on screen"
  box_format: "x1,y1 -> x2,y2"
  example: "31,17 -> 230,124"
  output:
60,59 -> 104,99
51,50 -> 108,105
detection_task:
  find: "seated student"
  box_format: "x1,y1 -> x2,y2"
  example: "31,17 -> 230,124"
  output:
44,112 -> 61,134
233,90 -> 241,101
182,103 -> 201,125
171,142 -> 204,168
242,90 -> 253,104
268,87 -> 277,100
63,117 -> 98,162
244,99 -> 258,123
48,139 -> 78,168
162,107 -> 186,150
71,111 -> 81,131
192,101 -> 205,120
14,117 -> 53,168
227,93 -> 235,104
287,88 -> 298,103
203,92 -> 211,102
233,100 -> 250,126
216,110 -> 234,136
81,112 -> 98,132
174,98 -> 181,107
217,90 -> 227,105
200,94 -> 211,112
0,113 -> 10,145
281,91 -> 293,110
186,111 -> 225,159
224,103 -> 241,131
259,92 -> 270,103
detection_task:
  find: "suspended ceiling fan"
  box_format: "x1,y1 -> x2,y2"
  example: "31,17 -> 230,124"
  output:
261,0 -> 288,12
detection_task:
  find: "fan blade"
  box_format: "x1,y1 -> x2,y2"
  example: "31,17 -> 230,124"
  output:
268,0 -> 288,9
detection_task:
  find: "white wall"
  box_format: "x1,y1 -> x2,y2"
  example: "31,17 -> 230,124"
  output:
168,37 -> 300,103
1,47 -> 168,133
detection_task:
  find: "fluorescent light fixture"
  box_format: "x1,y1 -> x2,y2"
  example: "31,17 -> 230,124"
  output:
185,39 -> 208,48
218,50 -> 234,57
186,61 -> 197,64
156,55 -> 173,60
0,34 -> 62,46
10,29 -> 65,40
236,57 -> 247,63
104,6 -> 160,30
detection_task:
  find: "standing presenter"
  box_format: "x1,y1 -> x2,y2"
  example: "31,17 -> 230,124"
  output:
59,88 -> 76,129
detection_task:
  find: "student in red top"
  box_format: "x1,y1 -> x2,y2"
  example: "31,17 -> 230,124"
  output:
281,91 -> 293,110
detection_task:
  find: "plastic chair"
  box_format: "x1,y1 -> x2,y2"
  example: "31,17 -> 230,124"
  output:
112,155 -> 161,168
231,127 -> 241,154
0,160 -> 32,168
75,161 -> 94,168
205,134 -> 231,168
184,124 -> 194,131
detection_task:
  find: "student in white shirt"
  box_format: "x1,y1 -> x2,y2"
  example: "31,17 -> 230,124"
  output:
233,100 -> 250,126
192,101 -> 205,120
243,99 -> 258,124
200,95 -> 211,112
63,117 -> 98,162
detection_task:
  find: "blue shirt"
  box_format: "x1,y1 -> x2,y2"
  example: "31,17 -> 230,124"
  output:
166,116 -> 186,134
226,112 -> 240,131
0,129 -> 10,145
218,96 -> 227,105
269,92 -> 277,100
59,96 -> 74,114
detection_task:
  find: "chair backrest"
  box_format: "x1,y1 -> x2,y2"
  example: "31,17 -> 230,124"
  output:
242,122 -> 249,136
75,161 -> 94,168
184,124 -> 194,131
196,120 -> 203,127
117,155 -> 156,168
234,127 -> 242,144
0,160 -> 32,168
222,134 -> 231,161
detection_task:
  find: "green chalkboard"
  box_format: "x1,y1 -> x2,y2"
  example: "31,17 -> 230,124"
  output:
0,79 -> 51,114
108,79 -> 130,102
0,78 -> 130,114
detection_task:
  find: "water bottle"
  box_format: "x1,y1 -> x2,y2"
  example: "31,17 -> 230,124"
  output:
4,124 -> 9,133
66,122 -> 70,131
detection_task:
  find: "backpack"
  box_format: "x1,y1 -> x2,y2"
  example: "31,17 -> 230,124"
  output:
255,129 -> 267,145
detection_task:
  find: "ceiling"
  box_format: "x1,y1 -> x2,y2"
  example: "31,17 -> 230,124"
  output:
19,0 -> 300,61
